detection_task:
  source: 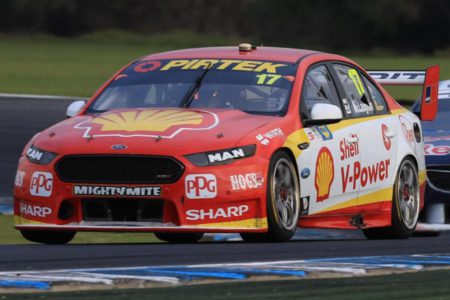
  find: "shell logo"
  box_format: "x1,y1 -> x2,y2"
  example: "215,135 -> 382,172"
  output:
92,110 -> 203,132
75,109 -> 218,139
314,147 -> 334,202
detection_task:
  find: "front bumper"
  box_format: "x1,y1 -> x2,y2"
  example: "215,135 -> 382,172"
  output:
14,154 -> 269,233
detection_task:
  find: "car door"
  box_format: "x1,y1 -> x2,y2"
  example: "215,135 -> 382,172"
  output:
331,63 -> 398,213
299,64 -> 362,216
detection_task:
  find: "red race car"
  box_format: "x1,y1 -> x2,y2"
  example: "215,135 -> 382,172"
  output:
14,44 -> 439,243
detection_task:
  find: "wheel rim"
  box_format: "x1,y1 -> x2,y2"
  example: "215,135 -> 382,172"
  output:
271,158 -> 299,231
397,161 -> 419,229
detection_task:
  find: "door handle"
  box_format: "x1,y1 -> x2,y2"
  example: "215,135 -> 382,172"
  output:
346,136 -> 358,143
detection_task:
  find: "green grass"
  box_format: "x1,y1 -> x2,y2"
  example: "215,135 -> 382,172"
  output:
0,31 -> 237,97
2,269 -> 450,299
0,215 -> 159,244
0,31 -> 448,100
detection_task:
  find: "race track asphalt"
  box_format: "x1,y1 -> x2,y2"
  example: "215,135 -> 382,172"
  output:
1,234 -> 450,271
1,96 -> 450,272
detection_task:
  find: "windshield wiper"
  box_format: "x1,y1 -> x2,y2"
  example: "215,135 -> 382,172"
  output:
180,63 -> 213,108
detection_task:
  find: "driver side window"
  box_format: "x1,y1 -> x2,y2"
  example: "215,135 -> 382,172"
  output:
300,65 -> 341,122
333,64 -> 375,117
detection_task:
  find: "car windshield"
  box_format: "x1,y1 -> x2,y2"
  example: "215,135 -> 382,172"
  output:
86,59 -> 296,116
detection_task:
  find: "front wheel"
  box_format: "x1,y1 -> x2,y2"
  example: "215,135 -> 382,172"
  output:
155,232 -> 204,243
21,230 -> 76,244
363,158 -> 420,239
241,151 -> 300,242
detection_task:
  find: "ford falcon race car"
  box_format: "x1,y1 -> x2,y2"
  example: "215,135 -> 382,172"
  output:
13,44 -> 439,244
411,80 -> 450,232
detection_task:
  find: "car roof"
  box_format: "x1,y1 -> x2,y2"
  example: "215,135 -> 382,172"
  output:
140,46 -> 321,64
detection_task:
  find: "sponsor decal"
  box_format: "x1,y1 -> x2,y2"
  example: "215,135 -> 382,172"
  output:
73,185 -> 161,197
20,203 -> 52,218
75,109 -> 219,139
185,174 -> 217,199
133,60 -> 162,73
339,132 -> 390,193
300,196 -> 310,215
340,133 -> 359,161
300,168 -> 310,179
315,147 -> 334,202
381,124 -> 392,150
30,172 -> 53,197
256,128 -> 284,145
15,171 -> 25,187
111,144 -> 128,150
368,71 -> 425,83
186,205 -> 249,221
342,98 -> 352,114
156,59 -> 286,73
424,144 -> 450,156
27,147 -> 43,161
26,146 -> 57,165
229,172 -> 264,191
316,126 -> 333,141
341,160 -> 390,193
399,115 -> 415,150
208,148 -> 245,163
305,128 -> 320,141
185,145 -> 255,167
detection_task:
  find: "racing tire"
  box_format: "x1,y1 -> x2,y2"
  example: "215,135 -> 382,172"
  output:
241,151 -> 300,242
20,230 -> 76,245
155,232 -> 204,243
363,158 -> 420,240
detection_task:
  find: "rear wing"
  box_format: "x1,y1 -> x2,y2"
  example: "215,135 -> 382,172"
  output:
367,65 -> 439,121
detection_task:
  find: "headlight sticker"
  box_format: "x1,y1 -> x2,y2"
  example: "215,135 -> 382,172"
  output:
185,145 -> 256,167
26,145 -> 57,165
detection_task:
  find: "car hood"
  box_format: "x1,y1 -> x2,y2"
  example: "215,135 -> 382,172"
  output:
32,108 -> 277,156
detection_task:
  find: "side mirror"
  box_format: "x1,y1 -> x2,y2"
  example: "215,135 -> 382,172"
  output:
304,103 -> 343,126
66,100 -> 86,118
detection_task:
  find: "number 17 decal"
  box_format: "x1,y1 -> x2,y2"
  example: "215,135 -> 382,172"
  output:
256,74 -> 281,85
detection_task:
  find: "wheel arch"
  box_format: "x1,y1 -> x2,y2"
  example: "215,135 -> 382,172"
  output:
276,147 -> 300,178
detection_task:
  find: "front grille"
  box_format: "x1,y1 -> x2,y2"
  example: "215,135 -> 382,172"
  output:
55,155 -> 184,184
82,198 -> 163,222
427,165 -> 450,191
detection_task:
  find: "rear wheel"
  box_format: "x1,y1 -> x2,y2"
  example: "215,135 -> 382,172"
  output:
20,230 -> 76,244
155,232 -> 204,243
241,151 -> 300,242
363,158 -> 420,239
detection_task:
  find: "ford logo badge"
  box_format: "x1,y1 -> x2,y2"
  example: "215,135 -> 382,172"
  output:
301,168 -> 310,179
111,144 -> 127,150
